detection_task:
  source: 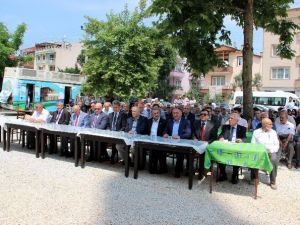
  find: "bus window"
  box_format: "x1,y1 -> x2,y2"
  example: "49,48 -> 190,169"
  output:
255,97 -> 268,105
295,99 -> 300,107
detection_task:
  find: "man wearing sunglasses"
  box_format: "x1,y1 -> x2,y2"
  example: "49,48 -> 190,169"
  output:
193,109 -> 218,179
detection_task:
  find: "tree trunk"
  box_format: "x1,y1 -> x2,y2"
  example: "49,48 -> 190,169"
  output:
242,0 -> 254,121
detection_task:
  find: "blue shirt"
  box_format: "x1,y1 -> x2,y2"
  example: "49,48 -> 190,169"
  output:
172,120 -> 180,136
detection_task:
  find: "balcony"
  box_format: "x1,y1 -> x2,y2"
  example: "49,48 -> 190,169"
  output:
4,67 -> 84,84
207,66 -> 233,75
170,71 -> 185,79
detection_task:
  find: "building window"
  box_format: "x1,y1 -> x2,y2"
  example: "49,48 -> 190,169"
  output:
42,55 -> 46,60
174,80 -> 181,88
237,56 -> 243,66
36,55 -> 41,61
49,54 -> 55,61
271,67 -> 289,79
211,76 -> 225,86
49,65 -> 55,71
271,44 -> 278,57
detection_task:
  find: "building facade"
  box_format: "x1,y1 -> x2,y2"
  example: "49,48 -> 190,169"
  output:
262,8 -> 300,95
34,42 -> 83,72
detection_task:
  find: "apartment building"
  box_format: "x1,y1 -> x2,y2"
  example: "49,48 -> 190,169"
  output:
262,8 -> 300,95
200,45 -> 262,97
34,42 -> 83,71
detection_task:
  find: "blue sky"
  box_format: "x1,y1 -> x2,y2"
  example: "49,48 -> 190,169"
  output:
1,0 -> 300,54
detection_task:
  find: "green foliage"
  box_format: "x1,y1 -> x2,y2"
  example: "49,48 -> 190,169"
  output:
58,64 -> 81,74
252,73 -> 262,90
0,22 -> 26,82
81,2 -> 175,100
186,77 -> 201,102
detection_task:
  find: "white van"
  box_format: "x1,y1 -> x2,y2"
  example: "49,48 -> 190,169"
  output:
230,91 -> 300,111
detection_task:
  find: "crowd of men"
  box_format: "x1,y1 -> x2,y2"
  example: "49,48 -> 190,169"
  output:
24,99 -> 300,190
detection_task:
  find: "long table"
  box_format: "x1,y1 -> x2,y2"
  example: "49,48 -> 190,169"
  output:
40,124 -> 82,166
79,130 -> 133,177
204,141 -> 273,199
133,135 -> 208,189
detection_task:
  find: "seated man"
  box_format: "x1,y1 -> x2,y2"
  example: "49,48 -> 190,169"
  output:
275,110 -> 295,169
25,102 -> 51,149
251,118 -> 279,190
49,101 -> 70,155
218,113 -> 246,184
147,107 -> 167,174
163,107 -> 191,178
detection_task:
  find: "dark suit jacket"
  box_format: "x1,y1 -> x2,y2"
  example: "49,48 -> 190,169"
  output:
193,120 -> 218,143
218,124 -> 246,142
125,116 -> 148,135
90,111 -> 108,129
147,118 -> 167,136
50,108 -> 70,125
164,118 -> 191,139
107,111 -> 127,131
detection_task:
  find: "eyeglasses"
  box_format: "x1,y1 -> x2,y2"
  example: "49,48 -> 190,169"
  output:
200,113 -> 208,116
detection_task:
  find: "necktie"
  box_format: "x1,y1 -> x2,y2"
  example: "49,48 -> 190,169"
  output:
56,111 -> 61,121
112,113 -> 117,131
74,116 -> 79,127
229,127 -> 235,141
200,122 -> 205,141
92,115 -> 97,128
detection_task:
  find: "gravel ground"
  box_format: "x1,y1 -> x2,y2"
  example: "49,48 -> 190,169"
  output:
0,141 -> 300,225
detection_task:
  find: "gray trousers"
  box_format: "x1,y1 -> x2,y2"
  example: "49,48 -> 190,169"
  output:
269,151 -> 280,184
281,141 -> 295,164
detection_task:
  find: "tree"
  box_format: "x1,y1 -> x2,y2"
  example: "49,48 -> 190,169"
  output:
81,1 -> 176,100
150,0 -> 298,120
232,72 -> 262,91
58,64 -> 81,74
232,73 -> 243,91
0,22 -> 26,86
252,73 -> 262,91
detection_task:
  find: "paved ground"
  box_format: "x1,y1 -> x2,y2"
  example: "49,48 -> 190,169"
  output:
0,141 -> 299,225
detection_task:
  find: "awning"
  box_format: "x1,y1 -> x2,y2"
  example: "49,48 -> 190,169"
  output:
0,90 -> 12,103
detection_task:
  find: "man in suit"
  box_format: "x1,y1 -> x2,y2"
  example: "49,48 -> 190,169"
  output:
147,107 -> 167,174
163,107 -> 191,178
69,105 -> 90,157
49,101 -> 70,155
218,112 -> 247,184
116,106 -> 148,163
193,109 -> 218,179
107,100 -> 127,164
87,103 -> 109,162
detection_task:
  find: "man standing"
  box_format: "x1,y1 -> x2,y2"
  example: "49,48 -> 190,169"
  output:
88,103 -> 109,162
49,101 -> 70,155
193,109 -> 218,179
147,108 -> 167,174
251,118 -> 279,189
163,107 -> 191,178
218,113 -> 246,184
107,100 -> 127,164
275,110 -> 295,169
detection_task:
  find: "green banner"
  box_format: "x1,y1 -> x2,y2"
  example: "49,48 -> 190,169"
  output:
204,141 -> 273,173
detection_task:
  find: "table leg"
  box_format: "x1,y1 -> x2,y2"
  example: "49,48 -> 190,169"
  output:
35,130 -> 40,158
125,145 -> 129,177
254,169 -> 259,199
0,126 -> 2,143
81,139 -> 85,168
21,130 -> 25,148
74,137 -> 79,167
7,127 -> 11,152
210,162 -> 213,194
41,131 -> 45,159
189,151 -> 194,190
3,128 -> 7,151
134,144 -> 139,179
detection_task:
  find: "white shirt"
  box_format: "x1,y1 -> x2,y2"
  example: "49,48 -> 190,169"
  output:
275,121 -> 295,136
172,119 -> 180,136
251,128 -> 279,153
31,109 -> 50,123
150,118 -> 160,136
286,101 -> 295,110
